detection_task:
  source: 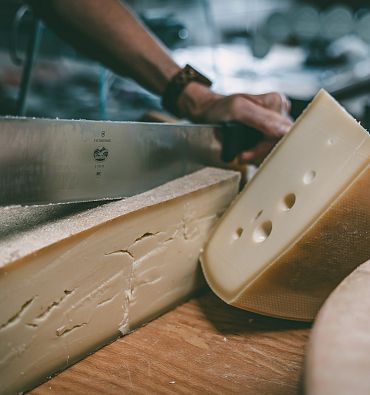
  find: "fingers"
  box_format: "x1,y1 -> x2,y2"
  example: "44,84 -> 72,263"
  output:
263,92 -> 290,114
280,93 -> 291,115
237,139 -> 278,165
229,95 -> 292,138
259,92 -> 291,114
240,91 -> 291,115
196,91 -> 292,163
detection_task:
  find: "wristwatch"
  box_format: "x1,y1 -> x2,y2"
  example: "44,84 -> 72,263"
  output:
161,64 -> 212,118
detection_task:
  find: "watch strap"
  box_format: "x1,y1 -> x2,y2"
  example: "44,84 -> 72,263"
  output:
161,64 -> 212,118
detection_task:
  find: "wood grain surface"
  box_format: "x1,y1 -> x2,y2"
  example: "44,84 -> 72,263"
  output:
30,291 -> 310,395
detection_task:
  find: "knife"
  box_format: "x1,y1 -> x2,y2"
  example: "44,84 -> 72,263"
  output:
0,117 -> 263,206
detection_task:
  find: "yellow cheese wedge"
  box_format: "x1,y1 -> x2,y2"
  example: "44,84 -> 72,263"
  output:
201,90 -> 370,321
0,168 -> 239,395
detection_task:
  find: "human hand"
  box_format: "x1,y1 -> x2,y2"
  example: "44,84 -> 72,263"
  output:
178,84 -> 293,165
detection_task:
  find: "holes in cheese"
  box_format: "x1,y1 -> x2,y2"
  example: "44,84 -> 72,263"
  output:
281,193 -> 296,211
253,221 -> 273,243
254,210 -> 263,221
233,227 -> 244,240
303,170 -> 316,184
201,89 -> 370,321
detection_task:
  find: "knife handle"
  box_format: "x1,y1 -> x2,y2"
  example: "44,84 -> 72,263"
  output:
220,121 -> 263,162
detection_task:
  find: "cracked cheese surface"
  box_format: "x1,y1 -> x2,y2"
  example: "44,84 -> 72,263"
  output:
0,168 -> 240,395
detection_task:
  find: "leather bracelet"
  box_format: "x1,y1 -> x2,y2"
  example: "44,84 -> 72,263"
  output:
161,64 -> 212,118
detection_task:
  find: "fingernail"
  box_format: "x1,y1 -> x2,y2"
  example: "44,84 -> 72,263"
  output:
279,94 -> 291,114
239,152 -> 253,164
278,123 -> 291,135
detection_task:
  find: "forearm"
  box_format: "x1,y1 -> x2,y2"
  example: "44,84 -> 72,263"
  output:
27,0 -> 180,95
26,0 -> 292,164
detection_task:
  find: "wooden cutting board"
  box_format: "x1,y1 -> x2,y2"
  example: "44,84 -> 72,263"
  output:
30,291 -> 310,395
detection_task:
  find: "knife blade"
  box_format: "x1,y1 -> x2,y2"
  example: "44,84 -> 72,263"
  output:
0,117 -> 263,206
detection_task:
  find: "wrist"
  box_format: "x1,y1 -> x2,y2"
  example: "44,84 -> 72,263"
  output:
161,64 -> 215,120
177,82 -> 220,121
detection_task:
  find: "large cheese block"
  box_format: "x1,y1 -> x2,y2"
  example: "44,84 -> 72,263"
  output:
0,168 -> 239,395
201,90 -> 370,321
306,259 -> 370,395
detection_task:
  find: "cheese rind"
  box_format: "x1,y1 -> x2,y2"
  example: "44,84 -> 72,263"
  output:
233,166 -> 370,320
201,90 -> 370,321
0,168 -> 239,395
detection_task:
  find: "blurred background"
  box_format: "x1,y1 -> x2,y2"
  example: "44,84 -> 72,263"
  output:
1,0 -> 370,126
